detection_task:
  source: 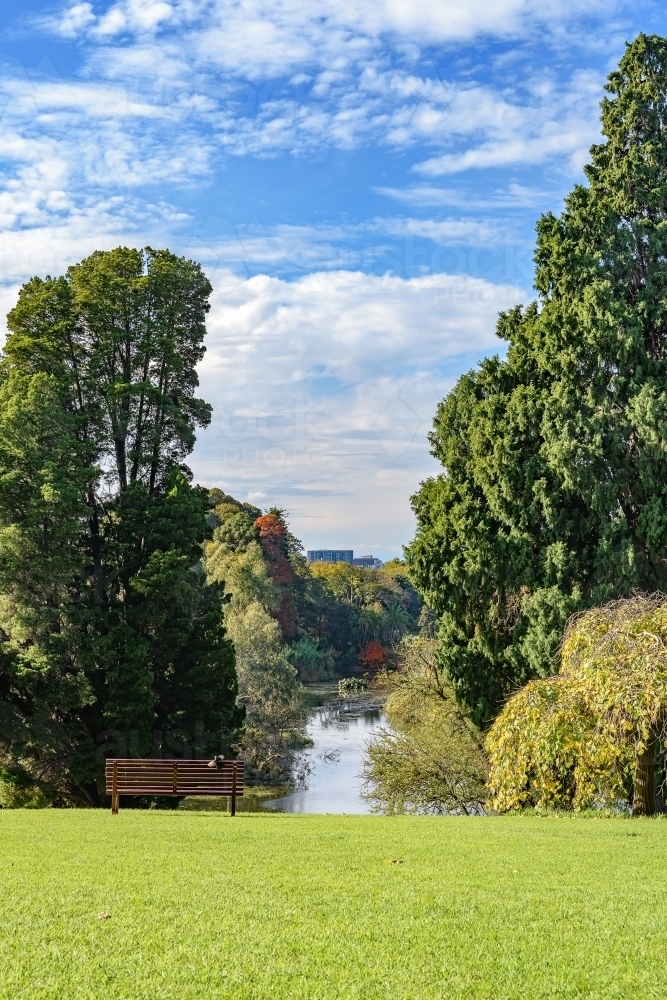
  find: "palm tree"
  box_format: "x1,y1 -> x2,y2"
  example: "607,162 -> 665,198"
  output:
382,603 -> 412,644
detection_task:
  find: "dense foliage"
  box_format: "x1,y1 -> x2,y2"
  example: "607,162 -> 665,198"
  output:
207,493 -> 421,683
486,596 -> 667,814
362,636 -> 487,814
204,495 -> 307,780
407,35 -> 667,725
305,559 -> 420,672
0,248 -> 241,806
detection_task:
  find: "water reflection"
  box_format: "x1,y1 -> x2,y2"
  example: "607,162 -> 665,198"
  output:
263,684 -> 391,814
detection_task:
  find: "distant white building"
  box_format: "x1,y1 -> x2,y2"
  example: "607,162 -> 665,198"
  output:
306,550 -> 383,568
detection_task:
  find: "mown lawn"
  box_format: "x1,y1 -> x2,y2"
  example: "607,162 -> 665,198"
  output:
1,811 -> 666,999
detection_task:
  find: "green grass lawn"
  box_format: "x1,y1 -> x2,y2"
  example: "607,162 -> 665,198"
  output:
1,811 -> 666,999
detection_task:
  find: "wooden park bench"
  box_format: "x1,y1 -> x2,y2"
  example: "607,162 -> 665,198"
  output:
105,758 -> 244,815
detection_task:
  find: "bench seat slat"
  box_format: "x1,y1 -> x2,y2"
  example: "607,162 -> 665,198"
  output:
107,782 -> 242,789
105,773 -> 242,779
107,777 -> 242,784
107,785 -> 235,797
105,776 -> 239,783
106,774 -> 242,780
105,767 -> 232,771
104,763 -> 241,770
106,782 -> 243,789
104,759 -> 244,768
105,773 -> 243,779
105,770 -> 231,776
105,770 -> 240,777
103,757 -> 245,766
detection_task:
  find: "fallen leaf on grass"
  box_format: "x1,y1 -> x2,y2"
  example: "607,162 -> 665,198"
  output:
97,912 -> 112,920
387,859 -> 404,865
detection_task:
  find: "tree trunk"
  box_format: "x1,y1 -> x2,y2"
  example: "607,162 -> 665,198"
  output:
633,737 -> 655,816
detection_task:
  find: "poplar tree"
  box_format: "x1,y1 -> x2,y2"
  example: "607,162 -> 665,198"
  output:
407,35 -> 667,725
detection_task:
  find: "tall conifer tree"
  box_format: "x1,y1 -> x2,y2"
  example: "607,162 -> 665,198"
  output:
407,35 -> 667,725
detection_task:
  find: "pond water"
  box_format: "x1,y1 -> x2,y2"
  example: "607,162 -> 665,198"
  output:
263,683 -> 391,814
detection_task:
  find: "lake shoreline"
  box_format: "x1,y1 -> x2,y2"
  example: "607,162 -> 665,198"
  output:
263,681 -> 392,814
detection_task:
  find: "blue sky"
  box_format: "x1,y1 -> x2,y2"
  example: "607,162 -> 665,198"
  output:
0,0 -> 664,559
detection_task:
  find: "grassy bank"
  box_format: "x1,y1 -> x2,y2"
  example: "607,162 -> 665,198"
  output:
1,811 -> 666,999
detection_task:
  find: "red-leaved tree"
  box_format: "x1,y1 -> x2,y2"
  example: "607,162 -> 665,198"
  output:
255,512 -> 296,640
359,640 -> 387,674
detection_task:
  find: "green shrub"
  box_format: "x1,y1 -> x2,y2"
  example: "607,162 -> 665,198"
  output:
0,776 -> 50,809
362,637 -> 487,814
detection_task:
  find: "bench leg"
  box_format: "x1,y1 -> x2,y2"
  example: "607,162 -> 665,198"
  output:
231,762 -> 237,817
111,762 -> 118,815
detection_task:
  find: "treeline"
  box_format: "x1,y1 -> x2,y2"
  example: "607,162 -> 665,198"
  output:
206,488 -> 420,685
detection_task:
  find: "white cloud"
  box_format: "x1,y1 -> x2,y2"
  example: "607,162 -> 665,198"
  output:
0,62 -> 214,246
26,0 -> 616,166
98,0 -> 175,35
184,215 -> 511,281
192,267 -> 526,555
372,216 -> 502,243
0,56 -> 605,190
202,268 -> 515,380
0,204 -> 524,341
414,72 -> 602,176
375,183 -> 548,208
0,186 -> 196,329
52,0 -> 619,54
55,1 -> 95,37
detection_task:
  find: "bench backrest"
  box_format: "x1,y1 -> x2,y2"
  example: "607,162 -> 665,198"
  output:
105,759 -> 244,797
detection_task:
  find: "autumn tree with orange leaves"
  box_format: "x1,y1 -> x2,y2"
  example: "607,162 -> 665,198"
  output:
359,640 -> 388,674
